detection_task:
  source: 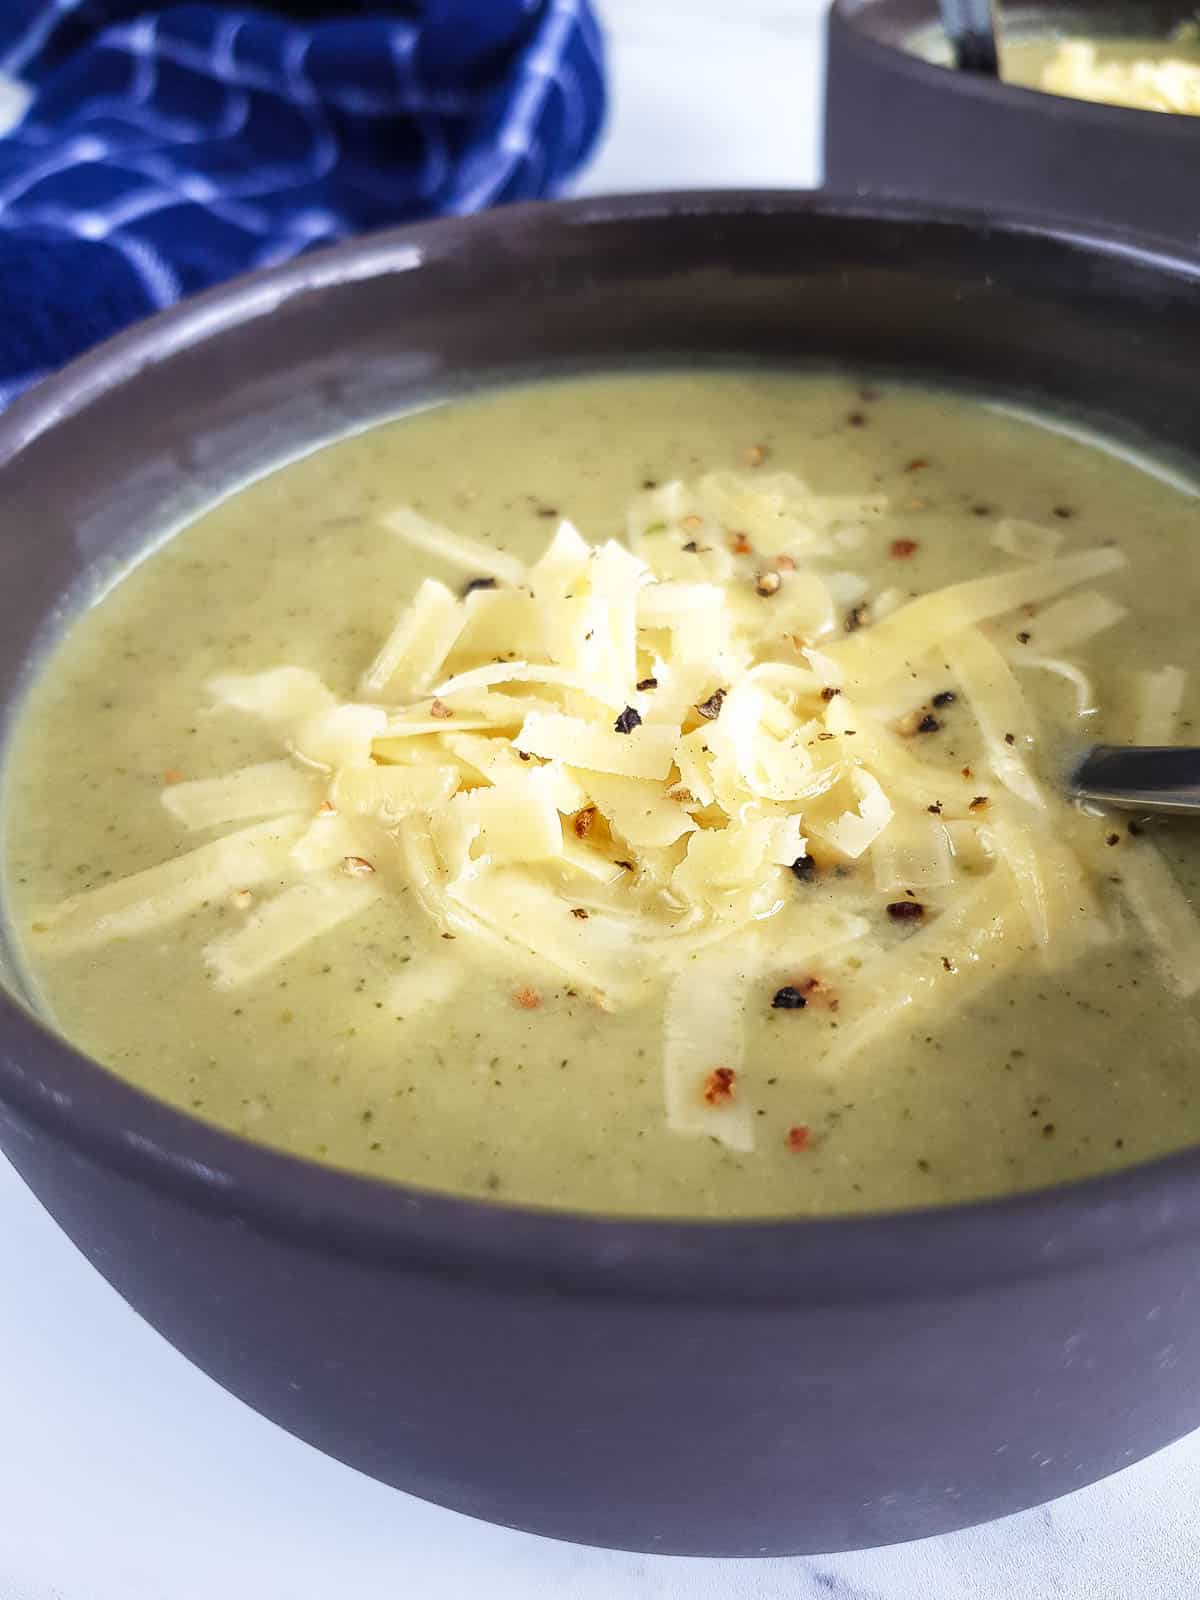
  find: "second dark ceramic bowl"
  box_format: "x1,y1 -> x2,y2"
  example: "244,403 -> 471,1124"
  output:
825,0 -> 1200,246
3,193 -> 1200,1557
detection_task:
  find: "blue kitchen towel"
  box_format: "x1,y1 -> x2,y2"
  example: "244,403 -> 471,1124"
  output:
0,1 -> 606,408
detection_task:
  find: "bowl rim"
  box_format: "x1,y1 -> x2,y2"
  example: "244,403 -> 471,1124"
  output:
829,0 -> 1200,141
4,186 -> 1200,1303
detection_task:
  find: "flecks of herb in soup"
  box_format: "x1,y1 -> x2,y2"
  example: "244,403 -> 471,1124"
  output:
5,371 -> 1200,1219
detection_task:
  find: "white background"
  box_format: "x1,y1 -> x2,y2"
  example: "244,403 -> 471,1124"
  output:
2,2 -> 1199,1596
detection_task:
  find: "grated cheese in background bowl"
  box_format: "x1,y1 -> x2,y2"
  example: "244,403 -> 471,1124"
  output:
33,470 -> 1200,1153
1039,38 -> 1200,114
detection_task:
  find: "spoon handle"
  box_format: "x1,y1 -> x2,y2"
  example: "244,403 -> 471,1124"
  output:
1071,745 -> 1200,814
939,0 -> 1000,74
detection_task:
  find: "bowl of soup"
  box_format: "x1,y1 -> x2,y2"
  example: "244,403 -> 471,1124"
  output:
825,0 -> 1200,244
3,191 -> 1200,1556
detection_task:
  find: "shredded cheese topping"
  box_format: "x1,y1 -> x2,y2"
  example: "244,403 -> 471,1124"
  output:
1038,38 -> 1200,115
32,468 -> 1194,1156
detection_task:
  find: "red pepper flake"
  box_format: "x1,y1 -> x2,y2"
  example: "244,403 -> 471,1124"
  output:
682,514 -> 704,532
820,686 -> 841,703
430,698 -> 453,720
614,706 -> 643,734
890,538 -> 919,559
905,458 -> 929,473
744,443 -> 769,467
162,768 -> 185,785
771,985 -> 808,1010
941,956 -> 955,972
702,1066 -> 736,1105
786,1125 -> 811,1152
343,856 -> 376,877
887,900 -> 925,921
573,806 -> 597,838
796,974 -> 838,1010
695,688 -> 726,721
615,859 -> 635,871
969,795 -> 990,812
571,906 -> 590,919
317,799 -> 337,816
518,750 -> 532,761
961,766 -> 973,778
513,987 -> 543,1010
730,532 -> 753,556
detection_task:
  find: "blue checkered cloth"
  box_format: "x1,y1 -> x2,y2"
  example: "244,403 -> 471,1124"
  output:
0,1 -> 606,409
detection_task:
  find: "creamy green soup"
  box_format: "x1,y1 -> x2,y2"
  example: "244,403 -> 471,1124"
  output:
5,372 -> 1200,1218
912,24 -> 1200,113
1003,33 -> 1200,112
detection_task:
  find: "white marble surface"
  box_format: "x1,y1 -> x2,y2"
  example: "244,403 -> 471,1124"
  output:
2,2 -> 1199,1596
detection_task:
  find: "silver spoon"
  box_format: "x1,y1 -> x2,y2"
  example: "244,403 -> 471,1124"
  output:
1070,745 -> 1200,815
939,0 -> 1000,75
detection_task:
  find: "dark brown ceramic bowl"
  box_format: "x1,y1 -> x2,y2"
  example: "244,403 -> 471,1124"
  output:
826,0 -> 1200,245
2,192 -> 1200,1558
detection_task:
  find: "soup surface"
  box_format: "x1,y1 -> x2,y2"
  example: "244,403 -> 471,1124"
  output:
5,372 -> 1200,1218
913,24 -> 1200,113
1004,33 -> 1200,112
